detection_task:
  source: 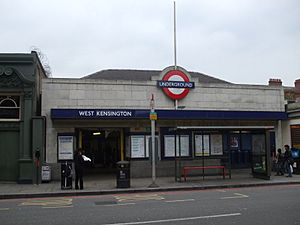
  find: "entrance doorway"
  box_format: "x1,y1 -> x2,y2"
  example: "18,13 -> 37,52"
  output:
77,128 -> 121,176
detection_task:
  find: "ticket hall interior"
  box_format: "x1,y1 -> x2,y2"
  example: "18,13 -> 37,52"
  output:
76,128 -> 122,177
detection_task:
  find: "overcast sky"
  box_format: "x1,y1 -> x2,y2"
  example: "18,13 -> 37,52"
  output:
1,0 -> 299,86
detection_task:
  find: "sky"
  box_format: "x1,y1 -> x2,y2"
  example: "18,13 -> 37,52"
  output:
0,0 -> 299,86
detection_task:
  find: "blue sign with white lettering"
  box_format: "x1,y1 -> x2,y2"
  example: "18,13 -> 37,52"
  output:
51,109 -> 136,119
51,108 -> 287,120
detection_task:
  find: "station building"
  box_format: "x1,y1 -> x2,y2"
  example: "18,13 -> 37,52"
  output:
42,67 -> 286,180
1,52 -> 295,183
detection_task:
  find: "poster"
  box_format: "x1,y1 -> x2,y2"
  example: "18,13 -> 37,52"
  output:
164,135 -> 175,157
131,136 -> 145,158
177,135 -> 190,156
164,135 -> 190,157
58,135 -> 74,160
195,134 -> 210,156
230,136 -> 239,148
211,134 -> 223,155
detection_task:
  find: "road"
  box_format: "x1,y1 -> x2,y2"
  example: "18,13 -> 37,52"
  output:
0,184 -> 300,225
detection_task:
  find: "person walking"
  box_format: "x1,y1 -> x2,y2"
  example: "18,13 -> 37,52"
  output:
275,148 -> 284,176
74,148 -> 85,189
283,145 -> 293,177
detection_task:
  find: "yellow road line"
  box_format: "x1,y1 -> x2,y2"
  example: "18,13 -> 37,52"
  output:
0,208 -> 9,211
115,194 -> 164,202
19,198 -> 73,207
42,205 -> 74,209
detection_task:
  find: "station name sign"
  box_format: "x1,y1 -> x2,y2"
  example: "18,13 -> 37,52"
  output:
51,109 -> 135,119
157,81 -> 194,89
78,110 -> 133,117
51,108 -> 287,120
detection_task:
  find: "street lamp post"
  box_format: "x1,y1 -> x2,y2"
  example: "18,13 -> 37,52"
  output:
149,94 -> 159,188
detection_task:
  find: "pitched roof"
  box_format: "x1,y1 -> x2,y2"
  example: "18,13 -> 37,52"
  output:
82,69 -> 231,84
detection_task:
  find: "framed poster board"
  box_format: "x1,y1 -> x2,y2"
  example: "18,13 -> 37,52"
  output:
211,134 -> 223,155
131,135 -> 145,158
164,135 -> 190,157
58,134 -> 74,161
164,135 -> 175,157
177,135 -> 190,157
195,134 -> 210,156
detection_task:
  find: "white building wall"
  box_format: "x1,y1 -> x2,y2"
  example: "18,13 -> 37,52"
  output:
42,77 -> 285,164
42,78 -> 285,111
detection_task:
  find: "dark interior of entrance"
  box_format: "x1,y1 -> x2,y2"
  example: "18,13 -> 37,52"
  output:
79,128 -> 121,175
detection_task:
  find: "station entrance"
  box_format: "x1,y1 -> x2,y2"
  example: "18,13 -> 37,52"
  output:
76,128 -> 122,176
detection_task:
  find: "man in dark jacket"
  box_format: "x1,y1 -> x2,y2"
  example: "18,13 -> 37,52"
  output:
283,145 -> 293,177
275,148 -> 284,176
74,148 -> 85,189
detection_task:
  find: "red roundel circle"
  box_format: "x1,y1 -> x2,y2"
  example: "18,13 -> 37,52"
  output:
162,69 -> 191,100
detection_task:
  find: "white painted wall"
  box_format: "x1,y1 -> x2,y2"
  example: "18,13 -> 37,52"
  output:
42,77 -> 285,164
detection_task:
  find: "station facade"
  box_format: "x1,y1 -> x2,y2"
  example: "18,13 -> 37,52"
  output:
42,66 -> 286,180
1,52 -> 294,182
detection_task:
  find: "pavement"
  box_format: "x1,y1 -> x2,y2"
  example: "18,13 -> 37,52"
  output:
1,170 -> 300,199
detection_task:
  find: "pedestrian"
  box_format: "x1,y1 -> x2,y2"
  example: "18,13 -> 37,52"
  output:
275,148 -> 284,176
283,145 -> 293,177
74,148 -> 85,189
271,146 -> 277,172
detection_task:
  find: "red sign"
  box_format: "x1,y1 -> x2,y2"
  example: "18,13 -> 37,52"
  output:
159,69 -> 194,100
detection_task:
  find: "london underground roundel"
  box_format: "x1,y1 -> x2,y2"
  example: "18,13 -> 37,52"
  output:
158,68 -> 195,100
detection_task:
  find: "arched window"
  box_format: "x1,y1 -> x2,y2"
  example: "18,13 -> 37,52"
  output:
0,95 -> 20,120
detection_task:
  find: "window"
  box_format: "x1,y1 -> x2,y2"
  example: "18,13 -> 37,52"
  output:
0,95 -> 20,120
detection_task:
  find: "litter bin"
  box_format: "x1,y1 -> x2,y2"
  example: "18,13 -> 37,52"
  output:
61,162 -> 72,189
116,161 -> 130,188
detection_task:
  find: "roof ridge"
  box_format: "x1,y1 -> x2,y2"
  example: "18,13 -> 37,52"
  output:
82,69 -> 231,84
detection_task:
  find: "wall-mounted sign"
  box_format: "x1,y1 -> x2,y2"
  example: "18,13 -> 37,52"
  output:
164,135 -> 190,157
51,109 -> 287,120
131,135 -> 146,158
158,67 -> 194,100
51,109 -> 135,119
58,135 -> 74,161
195,134 -> 210,156
149,112 -> 157,120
